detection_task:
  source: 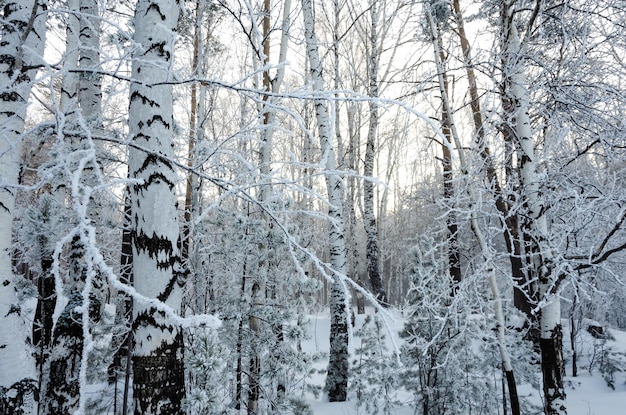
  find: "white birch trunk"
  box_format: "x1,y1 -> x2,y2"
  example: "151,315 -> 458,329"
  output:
363,0 -> 385,304
128,0 -> 186,413
39,3 -> 85,413
302,0 -> 349,401
78,0 -> 102,129
60,0 -> 80,117
0,1 -> 47,412
501,3 -> 566,414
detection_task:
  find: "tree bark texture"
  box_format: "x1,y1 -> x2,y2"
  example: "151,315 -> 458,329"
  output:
363,0 -> 386,305
0,1 -> 48,413
78,0 -> 103,127
41,290 -> 99,415
302,0 -> 349,401
128,0 -> 186,413
540,322 -> 566,415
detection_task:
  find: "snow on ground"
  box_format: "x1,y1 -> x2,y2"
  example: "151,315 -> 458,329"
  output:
567,372 -> 626,415
303,309 -> 626,415
566,326 -> 626,415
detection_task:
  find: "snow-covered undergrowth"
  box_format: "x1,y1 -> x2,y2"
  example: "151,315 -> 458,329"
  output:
305,309 -> 626,415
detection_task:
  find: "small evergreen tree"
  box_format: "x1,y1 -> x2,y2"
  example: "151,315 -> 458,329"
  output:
184,326 -> 234,414
187,201 -> 317,414
352,314 -> 401,415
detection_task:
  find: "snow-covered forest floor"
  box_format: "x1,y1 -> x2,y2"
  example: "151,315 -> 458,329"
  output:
303,309 -> 626,415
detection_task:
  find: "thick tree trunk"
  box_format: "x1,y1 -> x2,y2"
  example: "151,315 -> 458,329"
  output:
128,0 -> 186,413
326,280 -> 349,401
540,305 -> 566,414
39,3 -> 85,413
0,1 -> 48,413
42,288 -> 99,415
302,0 -> 349,401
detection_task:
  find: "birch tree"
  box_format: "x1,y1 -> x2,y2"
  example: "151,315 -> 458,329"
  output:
78,0 -> 102,130
302,0 -> 349,401
429,0 -> 463,293
127,0 -> 186,413
499,1 -> 565,412
39,4 -> 86,413
41,0 -> 112,412
362,0 -> 386,305
0,1 -> 47,412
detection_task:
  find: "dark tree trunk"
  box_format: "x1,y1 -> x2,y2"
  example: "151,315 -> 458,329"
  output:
33,251 -> 56,371
110,192 -> 134,414
439,67 -> 462,294
504,369 -> 520,415
42,293 -> 83,415
540,324 -> 567,414
326,281 -> 349,402
453,0 -> 537,327
132,331 -> 186,414
235,317 -> 244,411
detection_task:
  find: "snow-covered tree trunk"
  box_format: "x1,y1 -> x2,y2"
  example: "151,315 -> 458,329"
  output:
332,0 -> 364,315
40,0 -> 111,410
42,273 -> 92,415
500,3 -> 566,414
363,0 -> 386,305
39,4 -> 84,412
0,1 -> 47,413
260,0 -> 292,406
248,1 -> 275,411
302,0 -> 349,402
127,0 -> 186,413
